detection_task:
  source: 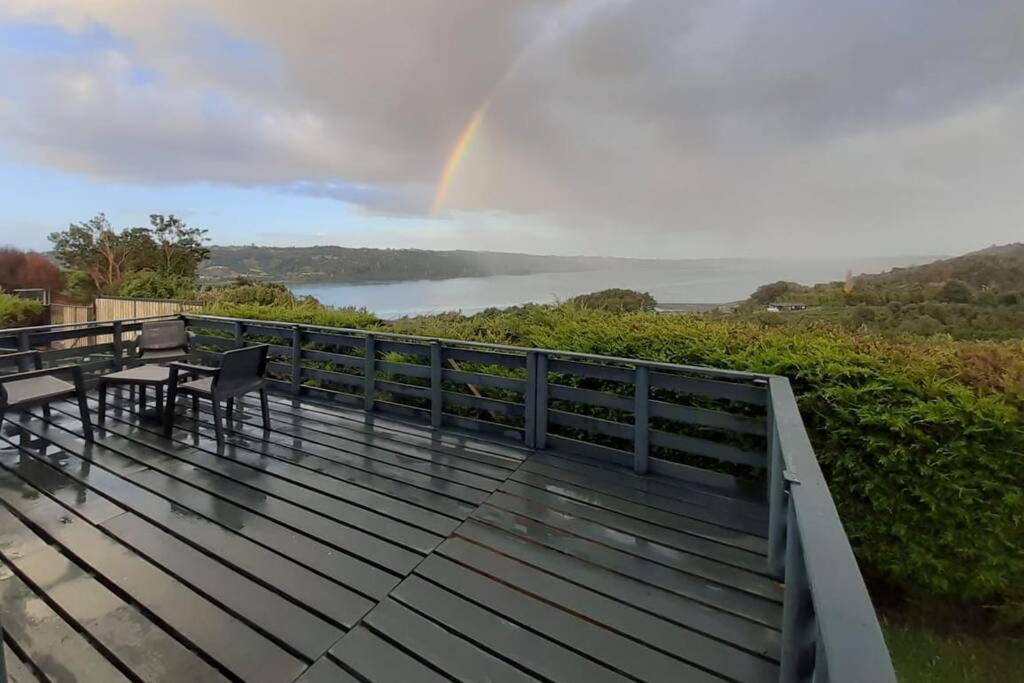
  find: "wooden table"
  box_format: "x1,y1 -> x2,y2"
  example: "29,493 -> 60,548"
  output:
97,364 -> 173,425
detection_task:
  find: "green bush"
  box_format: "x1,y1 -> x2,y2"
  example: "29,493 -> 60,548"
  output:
200,302 -> 379,330
568,288 -> 657,312
119,270 -> 197,299
0,292 -> 46,328
389,305 -> 1024,614
199,279 -> 318,308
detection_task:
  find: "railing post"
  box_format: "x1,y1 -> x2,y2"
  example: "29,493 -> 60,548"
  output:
535,352 -> 548,449
780,497 -> 815,683
768,398 -> 788,580
524,351 -> 538,448
634,365 -> 650,474
233,320 -> 244,349
112,321 -> 124,370
16,330 -> 29,352
430,341 -> 443,428
291,325 -> 302,395
364,333 -> 376,412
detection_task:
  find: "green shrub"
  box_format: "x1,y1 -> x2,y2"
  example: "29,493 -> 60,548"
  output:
199,279 -> 319,308
568,288 -> 657,312
119,270 -> 197,299
0,292 -> 46,328
200,302 -> 379,330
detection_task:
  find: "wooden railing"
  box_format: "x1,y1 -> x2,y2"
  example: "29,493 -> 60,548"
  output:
0,313 -> 896,682
182,313 -> 772,479
766,378 -> 896,683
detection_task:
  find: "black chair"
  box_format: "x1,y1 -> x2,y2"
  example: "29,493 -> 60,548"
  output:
0,351 -> 93,441
136,319 -> 193,365
163,344 -> 270,448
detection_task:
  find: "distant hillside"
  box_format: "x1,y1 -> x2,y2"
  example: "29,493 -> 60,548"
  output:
740,244 -> 1024,340
859,243 -> 1024,291
201,245 -> 628,283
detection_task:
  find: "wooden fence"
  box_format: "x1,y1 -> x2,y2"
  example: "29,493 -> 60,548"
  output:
41,298 -> 201,348
93,297 -> 202,345
95,296 -> 202,321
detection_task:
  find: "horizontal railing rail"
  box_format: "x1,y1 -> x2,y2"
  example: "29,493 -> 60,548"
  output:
0,313 -> 896,681
767,377 -> 896,683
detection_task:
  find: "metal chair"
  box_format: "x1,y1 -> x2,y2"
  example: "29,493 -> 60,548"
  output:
0,350 -> 93,441
163,344 -> 271,448
136,319 -> 193,365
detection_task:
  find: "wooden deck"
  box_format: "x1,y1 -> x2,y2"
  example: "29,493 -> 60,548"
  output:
0,390 -> 781,682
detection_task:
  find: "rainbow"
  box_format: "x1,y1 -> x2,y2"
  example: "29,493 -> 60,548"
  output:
431,105 -> 487,216
429,0 -> 626,216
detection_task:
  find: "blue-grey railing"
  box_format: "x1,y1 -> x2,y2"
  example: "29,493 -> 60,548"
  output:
0,313 -> 895,682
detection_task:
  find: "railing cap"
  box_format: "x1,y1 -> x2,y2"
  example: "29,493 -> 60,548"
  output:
183,313 -> 772,382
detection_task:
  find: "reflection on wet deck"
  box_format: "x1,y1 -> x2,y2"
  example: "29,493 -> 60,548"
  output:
0,391 -> 780,682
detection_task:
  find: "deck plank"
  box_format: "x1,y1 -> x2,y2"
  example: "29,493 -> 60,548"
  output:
434,538 -> 778,681
30,408 -> 404,600
0,562 -> 131,683
328,626 -> 451,683
457,517 -> 781,655
502,477 -> 768,559
469,503 -> 781,628
0,387 -> 786,683
363,598 -> 539,683
0,464 -> 306,682
5,431 -> 375,628
97,395 -> 487,515
0,505 -> 228,682
183,400 -> 504,493
391,574 -> 632,683
295,657 -> 360,683
484,490 -> 782,601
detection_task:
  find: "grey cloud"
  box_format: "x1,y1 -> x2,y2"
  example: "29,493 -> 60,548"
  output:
0,0 -> 1022,256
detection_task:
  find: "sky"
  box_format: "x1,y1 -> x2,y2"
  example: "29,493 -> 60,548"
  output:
0,1 -> 1021,259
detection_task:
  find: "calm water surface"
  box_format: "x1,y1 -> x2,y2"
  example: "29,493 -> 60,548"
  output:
290,258 -> 928,319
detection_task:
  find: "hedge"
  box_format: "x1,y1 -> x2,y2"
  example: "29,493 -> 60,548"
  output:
0,292 -> 46,329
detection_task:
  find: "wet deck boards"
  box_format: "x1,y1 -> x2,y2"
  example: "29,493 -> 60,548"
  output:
0,390 -> 781,682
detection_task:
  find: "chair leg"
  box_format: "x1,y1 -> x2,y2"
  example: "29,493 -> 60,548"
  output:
226,397 -> 234,421
192,395 -> 199,417
42,404 -> 51,420
259,388 -> 270,431
76,393 -> 94,442
98,383 -> 107,425
211,399 -> 225,449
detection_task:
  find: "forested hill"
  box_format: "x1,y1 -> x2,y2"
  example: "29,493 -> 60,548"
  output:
741,243 -> 1024,340
858,243 -> 1024,290
201,245 -> 631,283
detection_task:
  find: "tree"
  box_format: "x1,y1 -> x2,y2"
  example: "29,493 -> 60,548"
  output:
49,214 -> 148,292
49,213 -> 209,294
936,279 -> 974,304
149,214 -> 209,276
749,281 -> 801,305
569,288 -> 657,312
0,247 -> 63,294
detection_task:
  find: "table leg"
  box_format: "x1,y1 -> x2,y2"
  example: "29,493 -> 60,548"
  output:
156,385 -> 164,413
139,385 -> 147,413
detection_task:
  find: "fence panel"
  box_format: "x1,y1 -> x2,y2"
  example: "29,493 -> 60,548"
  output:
94,296 -> 202,344
47,304 -> 95,349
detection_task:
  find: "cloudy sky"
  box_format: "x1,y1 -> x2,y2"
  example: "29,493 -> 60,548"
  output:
0,1 -> 1021,258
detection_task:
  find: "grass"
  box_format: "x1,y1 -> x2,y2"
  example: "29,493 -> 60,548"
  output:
884,619 -> 1024,682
